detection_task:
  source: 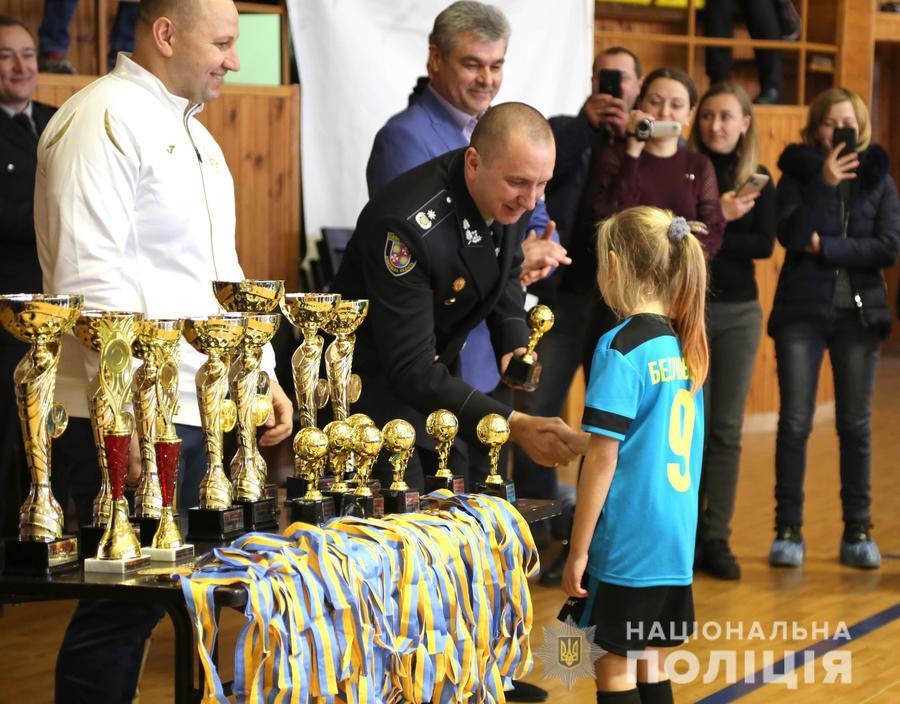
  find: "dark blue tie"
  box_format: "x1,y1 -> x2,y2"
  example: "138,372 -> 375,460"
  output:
12,112 -> 36,141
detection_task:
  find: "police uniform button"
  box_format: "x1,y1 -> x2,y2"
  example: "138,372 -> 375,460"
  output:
443,297 -> 457,306
452,277 -> 466,292
6,163 -> 14,172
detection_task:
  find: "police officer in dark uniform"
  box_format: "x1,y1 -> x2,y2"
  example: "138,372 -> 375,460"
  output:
332,102 -> 587,491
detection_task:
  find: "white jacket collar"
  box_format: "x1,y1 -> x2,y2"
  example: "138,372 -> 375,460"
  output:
112,53 -> 205,119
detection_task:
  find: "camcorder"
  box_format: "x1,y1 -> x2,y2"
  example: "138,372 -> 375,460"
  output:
631,118 -> 682,142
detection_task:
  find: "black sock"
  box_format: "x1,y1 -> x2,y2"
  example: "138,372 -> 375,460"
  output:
597,689 -> 641,704
638,679 -> 674,704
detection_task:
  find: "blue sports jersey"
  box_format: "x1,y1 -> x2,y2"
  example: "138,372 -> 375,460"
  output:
582,313 -> 704,587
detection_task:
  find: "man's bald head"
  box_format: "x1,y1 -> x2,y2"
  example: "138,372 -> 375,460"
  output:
470,101 -> 554,164
464,102 -> 555,225
139,0 -> 199,30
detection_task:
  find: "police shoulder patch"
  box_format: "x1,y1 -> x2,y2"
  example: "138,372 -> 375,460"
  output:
384,232 -> 416,277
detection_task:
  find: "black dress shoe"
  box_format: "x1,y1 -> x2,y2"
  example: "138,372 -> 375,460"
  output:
506,680 -> 548,702
754,87 -> 781,105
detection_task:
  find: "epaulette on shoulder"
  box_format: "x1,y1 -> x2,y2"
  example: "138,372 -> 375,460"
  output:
407,189 -> 455,235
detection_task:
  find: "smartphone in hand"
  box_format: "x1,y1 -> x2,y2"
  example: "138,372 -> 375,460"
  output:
735,173 -> 770,198
832,127 -> 857,158
597,69 -> 622,99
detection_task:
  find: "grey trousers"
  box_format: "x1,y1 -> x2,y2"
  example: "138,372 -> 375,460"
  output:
699,300 -> 762,543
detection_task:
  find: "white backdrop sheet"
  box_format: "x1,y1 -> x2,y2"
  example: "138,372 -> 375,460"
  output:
287,0 -> 595,246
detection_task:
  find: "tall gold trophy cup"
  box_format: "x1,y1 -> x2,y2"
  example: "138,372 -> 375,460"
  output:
501,305 -> 554,391
281,292 -> 339,499
322,299 -> 368,421
184,314 -> 248,541
213,279 -> 284,531
382,419 -> 420,514
133,319 -> 193,561
0,294 -> 82,574
424,409 -> 465,494
475,414 -> 516,504
79,312 -> 150,573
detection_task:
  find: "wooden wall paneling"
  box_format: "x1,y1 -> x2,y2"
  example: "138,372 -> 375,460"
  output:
835,0 -> 874,102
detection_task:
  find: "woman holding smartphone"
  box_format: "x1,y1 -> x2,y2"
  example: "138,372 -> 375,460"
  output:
769,88 -> 900,569
688,82 -> 776,580
576,67 -> 725,369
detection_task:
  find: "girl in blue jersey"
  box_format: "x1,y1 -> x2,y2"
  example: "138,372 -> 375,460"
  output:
561,206 -> 709,704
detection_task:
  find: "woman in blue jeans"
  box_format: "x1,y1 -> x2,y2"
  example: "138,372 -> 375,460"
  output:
689,82 -> 776,580
769,88 -> 900,569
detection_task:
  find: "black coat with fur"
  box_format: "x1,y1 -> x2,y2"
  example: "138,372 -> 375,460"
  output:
770,142 -> 900,339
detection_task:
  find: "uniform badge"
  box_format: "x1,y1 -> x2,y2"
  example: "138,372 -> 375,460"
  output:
452,277 -> 466,292
384,232 -> 416,277
416,211 -> 433,229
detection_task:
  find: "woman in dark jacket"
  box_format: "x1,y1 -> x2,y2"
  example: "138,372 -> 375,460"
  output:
689,82 -> 776,580
769,88 -> 900,569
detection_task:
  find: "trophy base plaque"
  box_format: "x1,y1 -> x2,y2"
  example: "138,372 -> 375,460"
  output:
285,475 -> 311,500
84,552 -> 151,574
134,516 -> 160,547
340,494 -> 384,519
3,535 -> 80,575
186,506 -> 245,541
382,490 -> 420,515
501,356 -> 542,392
477,480 -> 517,505
323,489 -> 350,515
288,497 -> 336,525
235,498 -> 279,532
79,523 -> 144,560
425,474 -> 466,495
145,544 -> 195,562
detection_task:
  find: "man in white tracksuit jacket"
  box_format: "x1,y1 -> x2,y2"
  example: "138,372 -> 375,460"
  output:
34,1 -> 293,700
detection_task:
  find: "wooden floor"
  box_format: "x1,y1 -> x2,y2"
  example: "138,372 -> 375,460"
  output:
1,357 -> 899,703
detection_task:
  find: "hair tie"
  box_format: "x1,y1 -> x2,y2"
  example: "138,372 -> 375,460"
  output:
668,216 -> 690,243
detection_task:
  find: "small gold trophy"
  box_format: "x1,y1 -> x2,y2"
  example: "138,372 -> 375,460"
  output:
322,299 -> 368,421
341,425 -> 384,518
475,413 -> 517,505
213,280 -> 284,529
280,292 -> 340,430
501,305 -> 555,391
82,312 -> 150,573
287,426 -> 334,525
345,412 -> 378,489
0,293 -> 82,574
184,314 -> 248,541
321,420 -> 353,514
424,409 -> 465,494
382,419 -> 420,514
133,319 -> 193,562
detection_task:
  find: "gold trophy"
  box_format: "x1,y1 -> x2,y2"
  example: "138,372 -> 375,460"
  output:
287,426 -> 334,525
321,420 -> 353,514
131,319 -> 180,537
475,414 -> 517,504
132,318 -> 193,561
213,280 -> 284,528
501,304 -> 555,391
184,314 -> 248,541
280,292 -> 340,430
382,419 -> 420,514
424,409 -> 465,494
0,293 -> 82,574
81,312 -> 150,572
345,412 -> 379,491
341,424 -> 384,518
322,299 -> 368,421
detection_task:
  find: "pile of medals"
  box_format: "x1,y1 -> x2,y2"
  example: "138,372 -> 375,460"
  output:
180,491 -> 540,703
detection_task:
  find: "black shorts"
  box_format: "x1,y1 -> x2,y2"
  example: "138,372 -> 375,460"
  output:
558,576 -> 694,657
